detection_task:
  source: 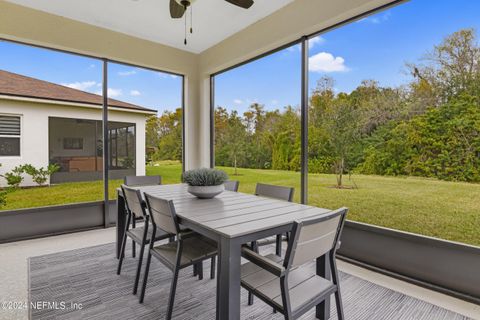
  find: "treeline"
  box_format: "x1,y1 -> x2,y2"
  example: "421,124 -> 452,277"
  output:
147,29 -> 480,184
146,107 -> 183,163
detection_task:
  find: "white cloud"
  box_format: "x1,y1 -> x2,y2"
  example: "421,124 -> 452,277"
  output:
308,52 -> 349,73
309,36 -> 325,48
95,88 -> 122,97
358,11 -> 391,24
130,90 -> 141,96
271,100 -> 279,106
118,70 -> 137,76
287,44 -> 301,52
233,99 -> 243,105
107,88 -> 122,97
287,36 -> 325,52
156,73 -> 179,79
62,81 -> 97,91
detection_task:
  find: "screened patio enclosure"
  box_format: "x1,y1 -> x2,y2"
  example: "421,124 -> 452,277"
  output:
0,0 -> 479,319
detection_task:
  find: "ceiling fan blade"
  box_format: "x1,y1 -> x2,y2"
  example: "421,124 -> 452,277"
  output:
170,0 -> 186,18
225,0 -> 254,9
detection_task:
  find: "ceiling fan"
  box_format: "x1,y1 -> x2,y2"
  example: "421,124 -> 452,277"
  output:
169,0 -> 255,45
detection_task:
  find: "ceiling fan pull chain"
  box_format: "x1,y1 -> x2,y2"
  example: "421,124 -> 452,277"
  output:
184,8 -> 187,45
190,6 -> 193,34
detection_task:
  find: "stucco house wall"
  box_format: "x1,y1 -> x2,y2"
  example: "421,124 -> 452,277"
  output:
0,96 -> 149,187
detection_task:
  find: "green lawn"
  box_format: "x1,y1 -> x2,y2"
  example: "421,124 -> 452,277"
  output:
3,162 -> 479,246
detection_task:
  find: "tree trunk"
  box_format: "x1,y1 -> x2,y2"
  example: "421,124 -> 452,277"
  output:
234,156 -> 238,176
336,157 -> 344,188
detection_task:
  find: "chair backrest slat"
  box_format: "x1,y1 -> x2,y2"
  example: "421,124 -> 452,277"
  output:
124,175 -> 161,186
287,208 -> 347,269
255,183 -> 294,202
144,193 -> 179,235
224,180 -> 240,192
121,185 -> 145,219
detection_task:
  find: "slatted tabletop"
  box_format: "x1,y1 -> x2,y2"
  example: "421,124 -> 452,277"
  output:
132,184 -> 331,239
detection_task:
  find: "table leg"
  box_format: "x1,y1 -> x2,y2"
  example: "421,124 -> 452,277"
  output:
216,237 -> 241,320
116,192 -> 126,259
316,254 -> 331,319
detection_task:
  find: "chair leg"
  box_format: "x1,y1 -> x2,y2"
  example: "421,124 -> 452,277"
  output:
133,241 -> 146,295
132,240 -> 136,258
197,261 -> 203,280
331,258 -> 345,320
334,290 -> 345,320
139,252 -> 153,303
323,254 -> 345,320
117,232 -> 128,275
193,264 -> 198,277
275,234 -> 282,256
166,268 -> 180,320
248,292 -> 254,305
210,257 -> 216,279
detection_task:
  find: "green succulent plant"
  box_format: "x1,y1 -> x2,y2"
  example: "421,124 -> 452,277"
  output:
182,168 -> 228,186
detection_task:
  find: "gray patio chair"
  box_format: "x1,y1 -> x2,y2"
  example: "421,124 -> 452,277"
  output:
252,183 -> 295,255
123,175 -> 162,257
241,207 -> 348,320
124,175 -> 162,186
117,185 -> 173,296
224,180 -> 240,192
247,183 -> 295,305
139,193 -> 218,320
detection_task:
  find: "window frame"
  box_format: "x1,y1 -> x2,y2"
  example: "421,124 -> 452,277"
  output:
0,113 -> 22,158
209,0 -> 406,204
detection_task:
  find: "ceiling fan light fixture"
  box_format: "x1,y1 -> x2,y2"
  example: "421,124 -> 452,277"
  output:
175,0 -> 196,7
169,0 -> 255,45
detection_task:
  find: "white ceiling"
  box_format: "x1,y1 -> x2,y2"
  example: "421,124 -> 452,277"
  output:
6,0 -> 294,53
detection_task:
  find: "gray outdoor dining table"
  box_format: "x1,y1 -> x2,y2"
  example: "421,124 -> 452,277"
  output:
116,183 -> 333,320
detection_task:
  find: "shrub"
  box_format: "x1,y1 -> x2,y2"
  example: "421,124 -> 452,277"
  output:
182,168 -> 228,186
22,164 -> 60,186
1,166 -> 25,189
0,164 -> 6,207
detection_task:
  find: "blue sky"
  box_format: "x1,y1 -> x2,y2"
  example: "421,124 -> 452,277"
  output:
215,0 -> 480,113
1,0 -> 479,115
0,42 -> 183,113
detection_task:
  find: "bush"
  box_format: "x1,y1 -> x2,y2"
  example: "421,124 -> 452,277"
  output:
182,168 -> 228,186
22,164 -> 60,186
0,164 -> 6,207
1,166 -> 25,189
358,94 -> 480,182
0,189 -> 6,208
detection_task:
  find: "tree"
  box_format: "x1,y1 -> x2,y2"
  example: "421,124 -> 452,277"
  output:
324,94 -> 363,187
359,94 -> 480,182
224,111 -> 247,175
145,115 -> 160,162
145,108 -> 183,162
408,28 -> 480,105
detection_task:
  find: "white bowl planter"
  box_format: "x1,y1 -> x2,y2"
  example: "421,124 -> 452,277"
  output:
187,184 -> 225,199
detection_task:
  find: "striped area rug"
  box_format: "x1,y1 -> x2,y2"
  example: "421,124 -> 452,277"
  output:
28,243 -> 470,320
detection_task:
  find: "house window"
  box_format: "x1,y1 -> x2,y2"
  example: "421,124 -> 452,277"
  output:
0,115 -> 21,156
63,138 -> 84,150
